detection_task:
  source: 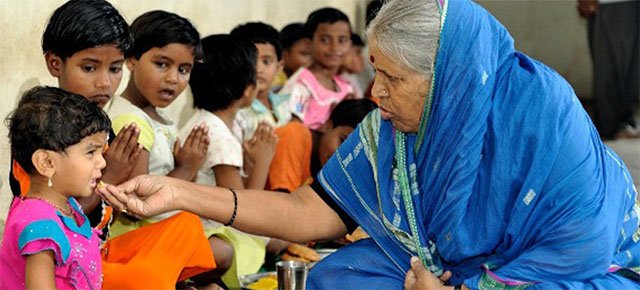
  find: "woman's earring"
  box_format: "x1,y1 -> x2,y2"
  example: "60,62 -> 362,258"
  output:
48,175 -> 53,188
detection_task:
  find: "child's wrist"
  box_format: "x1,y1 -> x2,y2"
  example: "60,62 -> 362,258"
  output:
174,165 -> 198,181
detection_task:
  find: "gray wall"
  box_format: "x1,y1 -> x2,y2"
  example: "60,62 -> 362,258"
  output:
478,0 -> 593,99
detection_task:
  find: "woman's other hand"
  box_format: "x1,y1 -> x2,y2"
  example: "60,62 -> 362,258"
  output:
404,257 -> 453,290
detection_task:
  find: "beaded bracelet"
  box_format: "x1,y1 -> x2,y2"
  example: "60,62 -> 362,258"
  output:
224,188 -> 238,226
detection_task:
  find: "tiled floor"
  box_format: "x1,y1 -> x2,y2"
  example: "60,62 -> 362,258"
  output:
605,138 -> 640,187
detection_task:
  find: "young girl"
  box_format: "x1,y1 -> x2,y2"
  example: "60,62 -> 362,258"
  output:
231,22 -> 292,142
106,10 -> 209,232
0,87 -> 110,289
272,22 -> 311,92
280,22 -> 312,79
279,8 -> 354,130
181,33 -> 278,289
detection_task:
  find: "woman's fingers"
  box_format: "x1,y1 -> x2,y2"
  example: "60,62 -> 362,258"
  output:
404,267 -> 416,290
96,183 -> 128,212
439,271 -> 452,283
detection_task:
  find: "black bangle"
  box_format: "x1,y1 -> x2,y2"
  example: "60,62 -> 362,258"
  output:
454,284 -> 463,290
224,188 -> 238,226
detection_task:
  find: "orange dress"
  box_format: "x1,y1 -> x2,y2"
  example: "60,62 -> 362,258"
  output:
267,121 -> 313,193
10,161 -> 216,288
101,212 -> 215,289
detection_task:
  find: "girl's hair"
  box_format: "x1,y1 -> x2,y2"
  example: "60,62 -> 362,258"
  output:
304,7 -> 351,39
351,33 -> 364,47
366,0 -> 440,77
231,22 -> 282,61
42,0 -> 132,60
280,22 -> 308,50
128,10 -> 203,61
6,86 -> 111,179
190,34 -> 257,112
330,98 -> 378,128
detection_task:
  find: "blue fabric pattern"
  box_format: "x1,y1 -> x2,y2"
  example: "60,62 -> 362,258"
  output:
60,197 -> 93,239
310,0 -> 640,289
18,219 -> 71,263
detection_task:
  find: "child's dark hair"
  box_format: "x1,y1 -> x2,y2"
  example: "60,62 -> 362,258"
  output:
305,7 -> 351,39
128,10 -> 202,61
190,34 -> 257,112
230,22 -> 282,60
280,22 -> 309,50
351,33 -> 364,47
330,99 -> 378,128
42,0 -> 132,60
7,87 -> 111,192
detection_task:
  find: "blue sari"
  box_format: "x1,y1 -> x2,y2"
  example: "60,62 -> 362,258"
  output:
308,0 -> 640,289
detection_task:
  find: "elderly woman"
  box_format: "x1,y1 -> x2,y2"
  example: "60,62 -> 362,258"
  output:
107,0 -> 640,288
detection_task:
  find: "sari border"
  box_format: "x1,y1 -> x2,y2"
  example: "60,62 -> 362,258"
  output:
478,264 -> 536,289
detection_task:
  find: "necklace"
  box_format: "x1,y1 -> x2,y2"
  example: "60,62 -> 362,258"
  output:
23,196 -> 73,216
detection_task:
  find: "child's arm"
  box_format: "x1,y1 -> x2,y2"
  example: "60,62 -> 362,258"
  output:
169,125 -> 209,181
243,122 -> 278,190
25,251 -> 56,289
213,165 -> 246,189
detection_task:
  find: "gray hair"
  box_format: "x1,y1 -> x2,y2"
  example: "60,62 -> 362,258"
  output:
366,0 -> 441,77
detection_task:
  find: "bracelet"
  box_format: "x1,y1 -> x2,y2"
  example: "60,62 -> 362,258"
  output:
224,188 -> 238,226
454,284 -> 463,290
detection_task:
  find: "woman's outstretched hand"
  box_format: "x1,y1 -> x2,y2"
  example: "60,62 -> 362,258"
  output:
106,175 -> 179,218
404,257 -> 453,290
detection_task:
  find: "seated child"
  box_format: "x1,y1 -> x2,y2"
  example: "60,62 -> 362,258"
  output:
279,8 -> 354,130
0,86 -> 110,289
232,22 -> 292,141
180,34 -> 277,289
268,98 -> 378,193
272,22 -> 312,90
106,10 -> 210,230
340,33 -> 367,100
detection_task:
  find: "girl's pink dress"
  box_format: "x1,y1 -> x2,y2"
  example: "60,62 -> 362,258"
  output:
283,68 -> 354,130
0,197 -> 103,289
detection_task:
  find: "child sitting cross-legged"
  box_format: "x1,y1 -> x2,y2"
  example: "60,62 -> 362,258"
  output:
180,34 -> 279,289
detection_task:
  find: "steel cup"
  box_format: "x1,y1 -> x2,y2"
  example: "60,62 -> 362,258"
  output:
276,260 -> 308,290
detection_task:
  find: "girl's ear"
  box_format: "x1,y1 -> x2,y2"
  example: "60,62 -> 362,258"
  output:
239,84 -> 259,107
126,57 -> 138,71
318,119 -> 333,134
44,51 -> 63,77
31,149 -> 57,178
244,84 -> 258,99
277,59 -> 284,71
